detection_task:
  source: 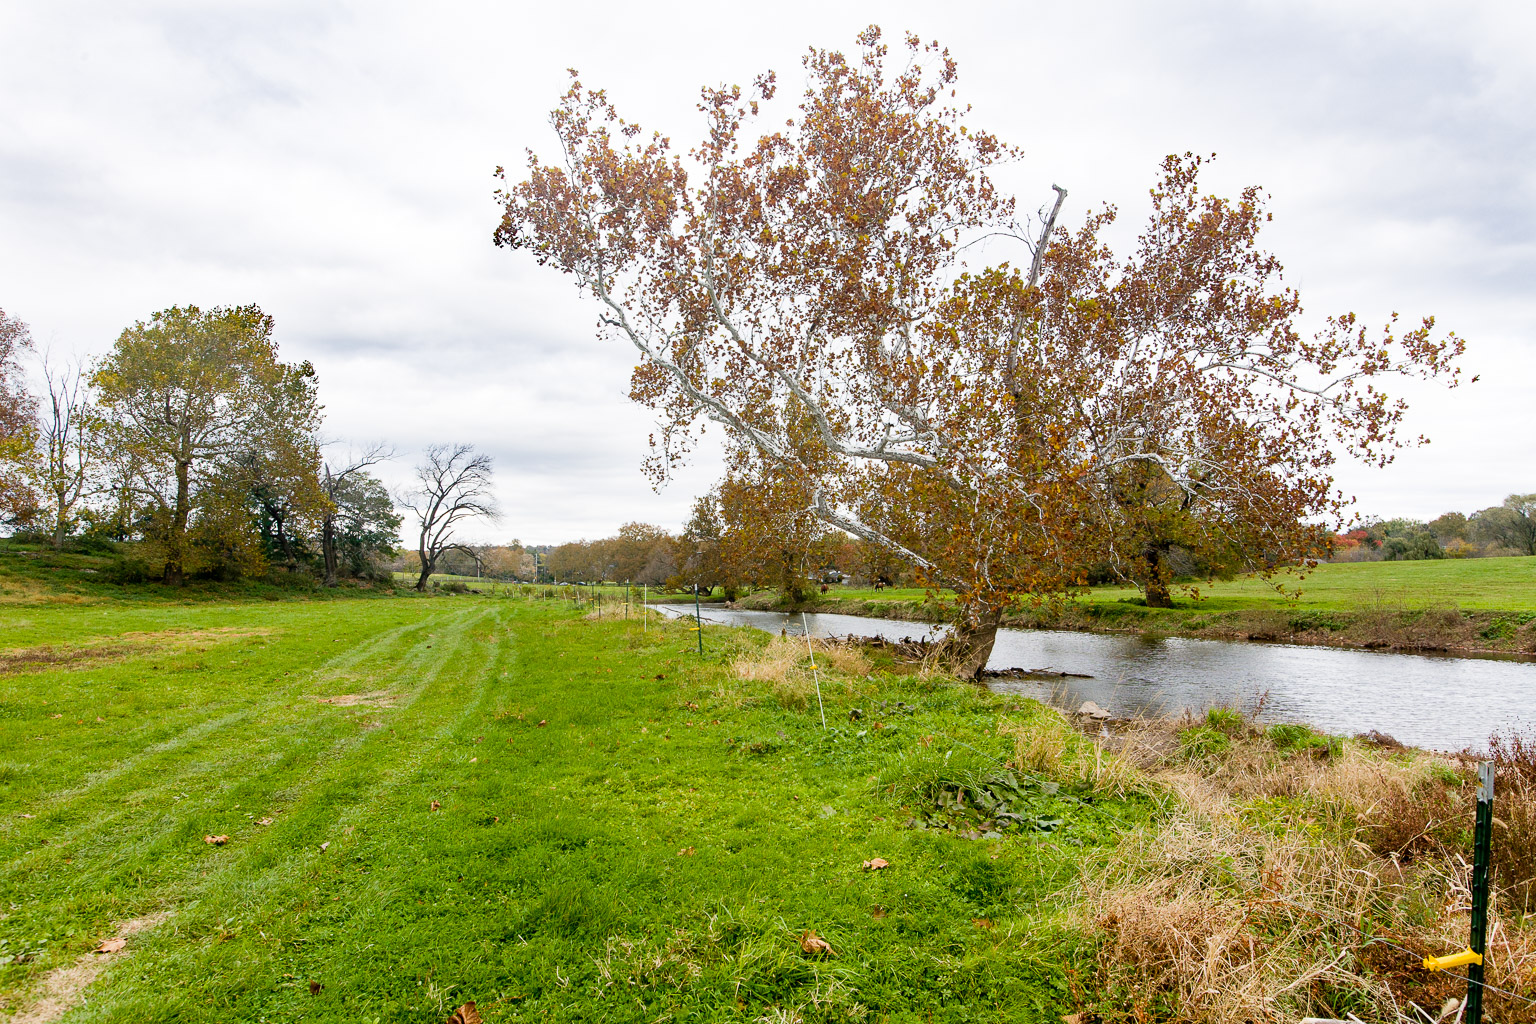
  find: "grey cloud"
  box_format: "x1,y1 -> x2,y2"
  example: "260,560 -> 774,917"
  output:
1,0 -> 1531,539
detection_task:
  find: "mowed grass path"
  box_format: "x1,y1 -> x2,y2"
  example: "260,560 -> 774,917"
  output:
1,597 -> 1115,1022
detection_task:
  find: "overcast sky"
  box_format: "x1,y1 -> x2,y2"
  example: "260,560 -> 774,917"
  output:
2,0 -> 1531,544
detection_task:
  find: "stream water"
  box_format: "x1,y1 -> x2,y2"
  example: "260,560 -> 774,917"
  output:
654,604 -> 1536,751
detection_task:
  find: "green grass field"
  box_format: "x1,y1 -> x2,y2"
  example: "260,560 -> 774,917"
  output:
393,557 -> 1536,619
4,545 -> 1532,1020
823,556 -> 1536,613
0,593 -> 1133,1022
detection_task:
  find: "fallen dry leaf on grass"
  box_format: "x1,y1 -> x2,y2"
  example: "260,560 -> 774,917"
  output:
203,835 -> 228,846
444,1001 -> 482,1024
871,907 -> 888,919
469,757 -> 478,763
537,720 -> 547,727
256,817 -> 273,826
972,918 -> 994,930
677,846 -> 695,857
19,813 -> 34,819
93,937 -> 126,954
309,980 -> 322,995
319,841 -> 330,852
50,713 -> 62,719
798,930 -> 835,957
862,858 -> 889,871
430,800 -> 441,811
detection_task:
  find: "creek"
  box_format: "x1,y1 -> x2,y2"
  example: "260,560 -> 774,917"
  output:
654,604 -> 1536,751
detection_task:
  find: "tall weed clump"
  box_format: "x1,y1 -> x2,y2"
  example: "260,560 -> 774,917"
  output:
728,635 -> 869,712
1489,727 -> 1536,914
996,706 -> 1144,796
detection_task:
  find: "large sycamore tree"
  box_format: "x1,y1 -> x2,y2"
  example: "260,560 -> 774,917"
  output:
93,305 -> 322,585
496,28 -> 1464,676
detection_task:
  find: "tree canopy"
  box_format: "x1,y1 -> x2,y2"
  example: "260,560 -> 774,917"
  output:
92,304 -> 323,584
0,307 -> 39,525
496,27 -> 1465,674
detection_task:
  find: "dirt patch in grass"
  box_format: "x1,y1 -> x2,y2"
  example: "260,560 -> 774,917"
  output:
310,690 -> 403,707
0,628 -> 273,676
9,912 -> 169,1024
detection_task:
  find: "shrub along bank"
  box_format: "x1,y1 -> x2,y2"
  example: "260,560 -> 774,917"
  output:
0,590 -> 1531,1021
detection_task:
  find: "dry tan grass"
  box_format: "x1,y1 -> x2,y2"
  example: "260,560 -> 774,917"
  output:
1073,721 -> 1536,1022
0,627 -> 273,675
818,641 -> 870,676
726,636 -> 870,712
0,577 -> 87,605
1085,821 -> 1416,1022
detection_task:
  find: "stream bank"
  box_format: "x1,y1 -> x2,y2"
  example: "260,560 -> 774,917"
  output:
732,591 -> 1536,659
656,603 -> 1536,752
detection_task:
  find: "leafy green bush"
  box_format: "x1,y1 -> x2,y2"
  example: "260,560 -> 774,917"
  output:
65,534 -> 122,556
100,554 -> 155,584
1481,616 -> 1517,641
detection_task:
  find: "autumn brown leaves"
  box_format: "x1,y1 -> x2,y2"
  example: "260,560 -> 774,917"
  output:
497,27 -> 1463,678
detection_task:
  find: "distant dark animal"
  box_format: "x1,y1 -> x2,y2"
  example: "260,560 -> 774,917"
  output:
874,575 -> 892,590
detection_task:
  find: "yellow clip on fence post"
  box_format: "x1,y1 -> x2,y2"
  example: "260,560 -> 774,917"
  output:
1423,948 -> 1482,972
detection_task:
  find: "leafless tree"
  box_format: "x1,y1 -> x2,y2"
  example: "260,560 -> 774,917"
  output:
400,443 -> 498,591
320,442 -> 396,586
37,352 -> 95,549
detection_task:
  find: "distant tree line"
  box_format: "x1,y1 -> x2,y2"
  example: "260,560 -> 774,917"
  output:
0,303 -> 454,586
1331,496 -> 1536,562
389,543 -> 537,582
532,482 -> 915,597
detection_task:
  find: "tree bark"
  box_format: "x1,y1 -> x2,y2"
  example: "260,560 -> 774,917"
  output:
938,609 -> 1002,680
272,507 -> 296,569
415,545 -> 432,591
165,456 -> 190,586
322,513 -> 339,586
1141,545 -> 1173,608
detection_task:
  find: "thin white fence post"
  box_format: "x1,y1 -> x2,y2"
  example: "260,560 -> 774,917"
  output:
803,612 -> 826,729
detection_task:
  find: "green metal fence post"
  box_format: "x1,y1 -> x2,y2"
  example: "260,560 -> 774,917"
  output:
1467,760 -> 1494,1024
